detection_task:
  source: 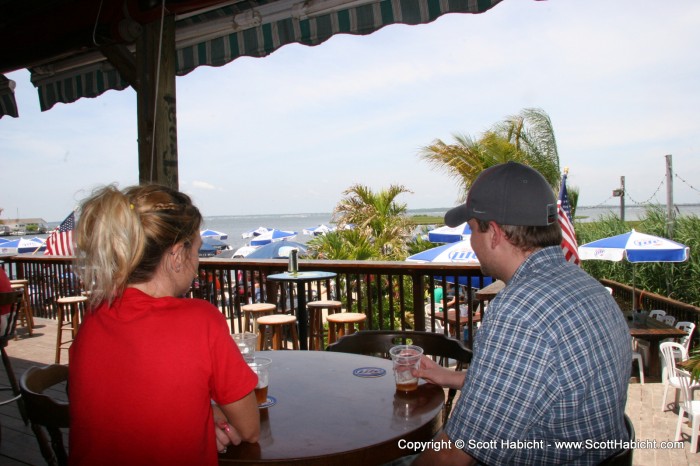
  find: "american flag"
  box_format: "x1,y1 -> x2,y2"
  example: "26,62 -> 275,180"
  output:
45,211 -> 75,256
558,171 -> 580,265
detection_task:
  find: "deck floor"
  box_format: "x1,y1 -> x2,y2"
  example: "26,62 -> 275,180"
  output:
1,318 -> 700,465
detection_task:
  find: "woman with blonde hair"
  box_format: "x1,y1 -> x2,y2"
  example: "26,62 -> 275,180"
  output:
69,184 -> 259,465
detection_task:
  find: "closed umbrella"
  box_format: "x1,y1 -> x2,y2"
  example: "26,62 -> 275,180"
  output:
250,229 -> 297,246
578,229 -> 690,310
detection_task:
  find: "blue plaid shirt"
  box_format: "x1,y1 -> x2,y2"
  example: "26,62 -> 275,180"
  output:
445,246 -> 631,465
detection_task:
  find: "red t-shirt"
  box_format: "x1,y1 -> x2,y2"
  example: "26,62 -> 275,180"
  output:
0,268 -> 12,315
69,288 -> 257,466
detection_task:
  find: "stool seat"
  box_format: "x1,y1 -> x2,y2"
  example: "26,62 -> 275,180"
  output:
241,303 -> 276,333
327,312 -> 366,344
10,281 -> 33,336
55,296 -> 88,364
257,314 -> 299,350
307,300 -> 342,310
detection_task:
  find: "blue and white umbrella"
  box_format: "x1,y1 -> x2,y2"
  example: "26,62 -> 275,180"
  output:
241,226 -> 272,239
406,239 -> 479,264
250,229 -> 297,246
578,229 -> 689,310
578,229 -> 689,263
427,222 -> 471,243
200,229 -> 228,240
302,224 -> 334,236
0,237 -> 46,254
246,241 -> 308,259
406,239 -> 490,288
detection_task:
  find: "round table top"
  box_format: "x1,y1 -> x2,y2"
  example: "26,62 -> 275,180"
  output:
221,351 -> 444,465
267,271 -> 337,282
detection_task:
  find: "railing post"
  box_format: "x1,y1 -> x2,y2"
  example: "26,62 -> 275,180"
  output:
412,272 -> 425,331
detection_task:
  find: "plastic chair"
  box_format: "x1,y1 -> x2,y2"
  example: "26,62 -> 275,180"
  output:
0,290 -> 29,425
327,330 -> 472,423
424,304 -> 445,333
649,310 -> 666,321
631,341 -> 644,385
661,315 -> 677,327
676,321 -> 696,353
675,368 -> 700,453
659,341 -> 699,412
599,414 -> 635,465
19,364 -> 70,466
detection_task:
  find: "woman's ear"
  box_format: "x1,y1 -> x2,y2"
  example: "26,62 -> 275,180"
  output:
168,244 -> 184,273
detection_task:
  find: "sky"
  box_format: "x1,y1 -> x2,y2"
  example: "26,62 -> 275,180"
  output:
1,0 -> 700,223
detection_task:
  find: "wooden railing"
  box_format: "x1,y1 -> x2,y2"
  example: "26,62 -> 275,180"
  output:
2,255 -> 489,346
5,256 -> 698,350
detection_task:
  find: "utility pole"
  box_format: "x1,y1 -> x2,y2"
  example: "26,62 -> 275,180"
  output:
612,176 -> 625,222
666,154 -> 675,238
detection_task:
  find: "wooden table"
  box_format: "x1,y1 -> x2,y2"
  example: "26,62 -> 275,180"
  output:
434,310 -> 481,339
267,272 -> 336,350
221,351 -> 445,465
628,317 -> 686,380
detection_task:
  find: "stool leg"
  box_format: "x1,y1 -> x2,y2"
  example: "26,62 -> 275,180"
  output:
22,287 -> 34,335
328,322 -> 336,344
290,324 -> 300,350
257,325 -> 266,351
55,306 -> 64,364
272,327 -> 282,350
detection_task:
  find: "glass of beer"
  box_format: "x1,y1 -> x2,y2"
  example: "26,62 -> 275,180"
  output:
233,332 -> 257,363
389,345 -> 423,392
248,357 -> 272,405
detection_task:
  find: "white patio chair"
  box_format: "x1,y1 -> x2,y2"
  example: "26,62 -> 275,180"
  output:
425,304 -> 445,333
631,341 -> 644,385
662,315 -> 677,327
649,309 -> 666,321
675,368 -> 700,452
677,321 -> 696,354
659,342 -> 700,412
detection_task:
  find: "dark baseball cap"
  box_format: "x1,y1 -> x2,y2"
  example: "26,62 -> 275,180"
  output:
444,162 -> 557,227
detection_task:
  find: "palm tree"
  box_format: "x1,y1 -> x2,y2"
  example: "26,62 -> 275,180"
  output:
309,184 -> 413,260
419,108 -> 561,200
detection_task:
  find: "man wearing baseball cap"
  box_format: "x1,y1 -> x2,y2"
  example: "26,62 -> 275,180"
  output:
413,162 -> 631,465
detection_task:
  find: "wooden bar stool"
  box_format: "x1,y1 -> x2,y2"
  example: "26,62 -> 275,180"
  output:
55,296 -> 87,364
10,280 -> 34,336
327,313 -> 366,344
241,303 -> 276,334
257,314 -> 300,350
307,300 -> 342,350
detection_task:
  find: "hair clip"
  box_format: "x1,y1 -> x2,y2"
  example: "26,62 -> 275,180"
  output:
130,203 -> 135,210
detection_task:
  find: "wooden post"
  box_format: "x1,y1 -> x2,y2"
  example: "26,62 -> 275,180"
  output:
136,15 -> 178,188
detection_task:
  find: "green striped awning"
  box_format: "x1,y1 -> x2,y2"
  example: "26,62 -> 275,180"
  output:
0,75 -> 19,118
28,0 -> 502,112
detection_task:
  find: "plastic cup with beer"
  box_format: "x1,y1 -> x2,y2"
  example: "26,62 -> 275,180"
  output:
389,345 -> 423,392
248,357 -> 272,405
232,332 -> 257,363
